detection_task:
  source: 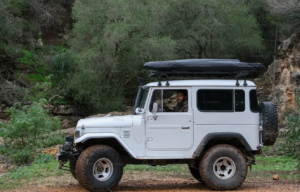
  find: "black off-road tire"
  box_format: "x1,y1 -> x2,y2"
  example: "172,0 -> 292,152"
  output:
260,102 -> 278,146
69,160 -> 77,180
76,145 -> 123,192
188,163 -> 204,183
199,144 -> 247,191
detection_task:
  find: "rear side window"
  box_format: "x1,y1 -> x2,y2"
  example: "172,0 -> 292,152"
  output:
235,90 -> 245,112
250,90 -> 259,112
197,90 -> 233,112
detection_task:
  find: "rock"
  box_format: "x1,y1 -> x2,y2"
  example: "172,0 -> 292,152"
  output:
59,117 -> 80,129
45,105 -> 82,116
36,38 -> 43,46
0,164 -> 8,173
268,32 -> 300,124
273,174 -> 279,180
42,146 -> 58,157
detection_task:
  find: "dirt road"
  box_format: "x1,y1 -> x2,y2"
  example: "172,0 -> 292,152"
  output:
10,177 -> 300,192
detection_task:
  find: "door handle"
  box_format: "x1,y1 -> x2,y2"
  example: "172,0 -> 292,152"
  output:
181,126 -> 190,129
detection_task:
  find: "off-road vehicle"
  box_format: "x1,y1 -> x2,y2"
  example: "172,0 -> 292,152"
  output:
56,59 -> 278,191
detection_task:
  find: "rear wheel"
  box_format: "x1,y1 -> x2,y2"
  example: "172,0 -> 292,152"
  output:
199,144 -> 247,190
188,163 -> 203,183
76,145 -> 123,192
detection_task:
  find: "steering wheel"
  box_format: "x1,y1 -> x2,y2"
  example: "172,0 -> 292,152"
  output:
157,103 -> 166,112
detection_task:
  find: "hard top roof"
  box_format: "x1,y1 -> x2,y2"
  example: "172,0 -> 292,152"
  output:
144,79 -> 256,87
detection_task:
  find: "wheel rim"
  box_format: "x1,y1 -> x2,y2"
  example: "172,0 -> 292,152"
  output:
213,157 -> 236,180
93,158 -> 113,181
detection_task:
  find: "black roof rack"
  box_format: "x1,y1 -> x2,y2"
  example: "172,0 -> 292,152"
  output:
144,59 -> 263,87
144,59 -> 263,77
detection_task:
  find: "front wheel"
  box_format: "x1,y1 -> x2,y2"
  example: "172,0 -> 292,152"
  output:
76,145 -> 123,192
69,160 -> 77,180
199,144 -> 247,190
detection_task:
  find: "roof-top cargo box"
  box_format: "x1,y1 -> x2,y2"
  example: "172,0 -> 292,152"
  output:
144,59 -> 263,77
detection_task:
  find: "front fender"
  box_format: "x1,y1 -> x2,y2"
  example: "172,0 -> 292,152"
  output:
75,133 -> 137,158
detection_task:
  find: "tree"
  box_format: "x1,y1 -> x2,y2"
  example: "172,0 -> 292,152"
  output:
164,0 -> 264,59
69,0 -> 175,113
261,0 -> 300,35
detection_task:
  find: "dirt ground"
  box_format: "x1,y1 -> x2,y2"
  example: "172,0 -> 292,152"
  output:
7,172 -> 300,192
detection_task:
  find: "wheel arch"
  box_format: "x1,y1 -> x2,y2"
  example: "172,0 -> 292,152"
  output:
193,132 -> 252,158
75,133 -> 137,158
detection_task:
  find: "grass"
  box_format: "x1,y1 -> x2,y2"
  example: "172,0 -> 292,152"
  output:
261,138 -> 285,156
0,154 -> 298,190
0,154 -> 70,190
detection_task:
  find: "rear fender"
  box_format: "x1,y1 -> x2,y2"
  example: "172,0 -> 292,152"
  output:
193,132 -> 252,158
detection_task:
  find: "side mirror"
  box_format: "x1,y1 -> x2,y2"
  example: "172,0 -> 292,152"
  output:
152,103 -> 158,120
152,103 -> 158,113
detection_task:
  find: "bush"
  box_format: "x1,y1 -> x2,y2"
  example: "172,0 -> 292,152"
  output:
15,50 -> 35,66
33,153 -> 55,164
50,52 -> 75,83
280,91 -> 300,165
0,101 -> 62,164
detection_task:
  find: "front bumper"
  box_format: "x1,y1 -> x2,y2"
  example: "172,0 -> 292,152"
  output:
56,137 -> 81,162
56,145 -> 80,162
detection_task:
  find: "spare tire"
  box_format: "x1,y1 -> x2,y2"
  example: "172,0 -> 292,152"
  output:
259,102 -> 278,146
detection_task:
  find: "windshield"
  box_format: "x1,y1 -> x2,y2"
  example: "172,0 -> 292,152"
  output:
139,89 -> 149,109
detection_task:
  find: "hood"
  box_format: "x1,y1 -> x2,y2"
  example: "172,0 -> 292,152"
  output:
76,115 -> 133,128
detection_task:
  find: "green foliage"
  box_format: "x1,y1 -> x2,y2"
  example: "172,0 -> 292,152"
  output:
68,0 -> 268,113
53,46 -> 67,53
50,52 -> 75,83
280,91 -> 300,165
165,0 -> 264,59
25,75 -> 53,101
253,156 -> 297,171
69,0 -> 176,113
33,153 -> 55,164
0,1 -> 23,54
0,101 -> 61,164
3,155 -> 63,180
15,50 -> 35,65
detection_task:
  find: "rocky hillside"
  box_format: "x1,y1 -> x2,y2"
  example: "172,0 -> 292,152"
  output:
267,32 -> 300,124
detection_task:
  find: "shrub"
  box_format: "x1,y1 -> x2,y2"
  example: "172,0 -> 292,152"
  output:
0,101 -> 62,164
50,52 -> 75,82
15,50 -> 35,66
280,91 -> 300,165
33,153 -> 55,164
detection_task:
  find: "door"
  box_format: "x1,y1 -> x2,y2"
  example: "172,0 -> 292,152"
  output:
145,88 -> 193,151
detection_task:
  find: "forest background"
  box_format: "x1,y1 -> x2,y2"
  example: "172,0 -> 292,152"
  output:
1,0 -> 298,113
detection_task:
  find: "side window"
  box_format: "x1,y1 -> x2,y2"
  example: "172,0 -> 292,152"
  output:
197,90 -> 233,112
149,90 -> 162,112
250,90 -> 259,112
162,89 -> 188,113
149,89 -> 189,113
235,90 -> 245,112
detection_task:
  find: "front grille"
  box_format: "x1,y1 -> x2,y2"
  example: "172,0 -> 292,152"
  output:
123,130 -> 130,138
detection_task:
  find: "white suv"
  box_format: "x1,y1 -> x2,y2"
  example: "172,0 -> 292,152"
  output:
56,59 -> 278,191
